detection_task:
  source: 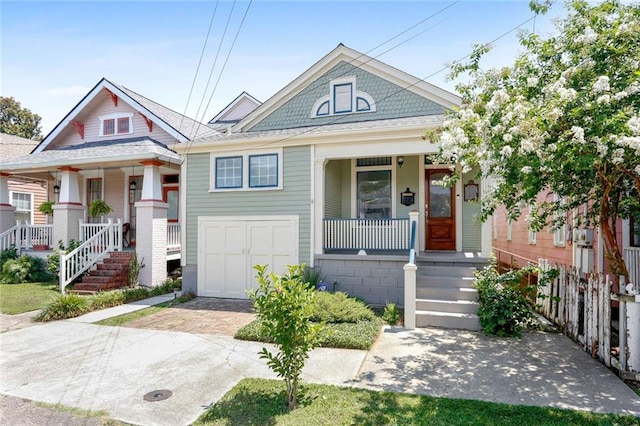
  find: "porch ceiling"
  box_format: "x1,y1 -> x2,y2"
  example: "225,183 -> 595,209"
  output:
0,137 -> 180,173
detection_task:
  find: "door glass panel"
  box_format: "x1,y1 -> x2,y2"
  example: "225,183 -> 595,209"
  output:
429,172 -> 452,218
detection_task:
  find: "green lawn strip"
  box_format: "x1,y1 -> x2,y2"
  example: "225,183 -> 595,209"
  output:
194,378 -> 640,426
0,282 -> 58,314
94,295 -> 193,326
234,318 -> 383,350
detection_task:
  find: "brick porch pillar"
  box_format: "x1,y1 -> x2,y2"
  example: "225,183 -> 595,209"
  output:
135,160 -> 167,287
53,167 -> 83,246
0,173 -> 16,234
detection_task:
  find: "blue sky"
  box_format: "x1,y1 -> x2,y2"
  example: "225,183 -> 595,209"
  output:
1,1 -> 564,136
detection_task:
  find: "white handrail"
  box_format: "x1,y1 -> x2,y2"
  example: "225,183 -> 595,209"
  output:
167,223 -> 180,251
0,224 -> 19,253
59,219 -> 122,293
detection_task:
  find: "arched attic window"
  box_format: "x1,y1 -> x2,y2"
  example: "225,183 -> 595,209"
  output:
310,76 -> 376,118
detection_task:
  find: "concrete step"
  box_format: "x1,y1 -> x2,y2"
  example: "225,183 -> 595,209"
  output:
416,298 -> 479,314
417,276 -> 475,287
416,264 -> 478,278
416,310 -> 481,331
416,286 -> 478,301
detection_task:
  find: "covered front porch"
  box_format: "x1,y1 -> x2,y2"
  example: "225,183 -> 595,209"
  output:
0,155 -> 181,292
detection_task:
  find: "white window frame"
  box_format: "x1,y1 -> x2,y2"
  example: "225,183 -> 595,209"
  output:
209,148 -> 283,192
529,230 -> 537,245
350,158 -> 396,219
10,191 -> 34,224
99,112 -> 134,137
553,194 -> 566,247
507,219 -> 512,241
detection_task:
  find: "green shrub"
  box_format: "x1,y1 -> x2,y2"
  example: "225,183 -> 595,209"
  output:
0,255 -> 54,284
0,245 -> 19,268
36,293 -> 90,321
381,302 -> 401,325
311,291 -> 377,323
90,290 -> 125,310
474,258 -> 542,337
301,265 -> 325,290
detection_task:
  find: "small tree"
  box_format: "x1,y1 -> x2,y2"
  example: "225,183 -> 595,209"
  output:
249,264 -> 323,412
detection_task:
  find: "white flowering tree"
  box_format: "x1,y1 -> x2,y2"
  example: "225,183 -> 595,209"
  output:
429,0 -> 639,281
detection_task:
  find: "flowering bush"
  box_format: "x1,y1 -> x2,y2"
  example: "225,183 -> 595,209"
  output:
429,0 -> 640,281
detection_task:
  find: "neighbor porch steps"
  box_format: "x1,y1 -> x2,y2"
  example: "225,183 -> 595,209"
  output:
414,259 -> 485,331
72,252 -> 133,293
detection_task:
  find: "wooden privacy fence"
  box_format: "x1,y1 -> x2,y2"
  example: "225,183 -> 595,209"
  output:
537,260 -> 639,378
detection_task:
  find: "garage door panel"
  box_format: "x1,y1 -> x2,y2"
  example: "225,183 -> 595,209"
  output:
199,217 -> 298,299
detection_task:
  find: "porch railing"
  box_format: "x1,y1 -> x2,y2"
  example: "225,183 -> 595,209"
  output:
323,218 -> 410,251
624,247 -> 640,292
167,223 -> 180,251
80,220 -> 124,248
60,219 -> 123,293
0,222 -> 54,253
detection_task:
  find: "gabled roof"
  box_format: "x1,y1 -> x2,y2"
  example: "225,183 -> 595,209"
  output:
208,91 -> 261,128
231,43 -> 460,133
0,133 -> 39,159
1,137 -> 179,172
33,78 -> 219,153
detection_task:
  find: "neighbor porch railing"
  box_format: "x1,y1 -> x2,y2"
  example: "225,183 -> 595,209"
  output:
60,219 -> 123,293
323,218 -> 410,251
624,247 -> 640,292
167,223 -> 180,251
0,222 -> 54,253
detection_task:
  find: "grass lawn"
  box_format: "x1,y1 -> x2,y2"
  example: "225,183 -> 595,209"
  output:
0,282 -> 58,314
194,378 -> 640,426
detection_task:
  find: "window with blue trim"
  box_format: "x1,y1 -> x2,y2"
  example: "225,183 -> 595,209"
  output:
249,154 -> 278,187
311,76 -> 376,118
216,156 -> 243,188
333,83 -> 353,114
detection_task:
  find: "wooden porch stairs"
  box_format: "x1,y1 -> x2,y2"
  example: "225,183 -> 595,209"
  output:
72,252 -> 133,293
415,257 -> 487,331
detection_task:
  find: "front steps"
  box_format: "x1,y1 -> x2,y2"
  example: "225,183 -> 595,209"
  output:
414,259 -> 486,331
72,252 -> 133,293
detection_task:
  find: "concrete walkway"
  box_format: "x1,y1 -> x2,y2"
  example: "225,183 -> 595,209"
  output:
1,296 -> 639,425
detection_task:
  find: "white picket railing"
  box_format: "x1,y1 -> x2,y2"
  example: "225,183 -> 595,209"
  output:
323,218 -> 410,251
59,219 -> 123,293
167,223 -> 180,251
0,224 -> 19,253
537,260 -> 639,376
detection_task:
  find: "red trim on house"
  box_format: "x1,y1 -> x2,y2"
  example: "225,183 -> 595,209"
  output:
104,88 -> 118,107
138,198 -> 165,202
140,160 -> 163,167
0,203 -> 13,207
59,166 -> 81,173
0,172 -> 10,177
139,113 -> 153,132
70,120 -> 85,139
56,202 -> 83,206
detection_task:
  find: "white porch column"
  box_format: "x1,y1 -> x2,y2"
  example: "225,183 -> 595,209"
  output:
135,160 -> 167,287
480,177 -> 492,257
53,167 -> 84,246
0,173 -> 16,234
313,158 -> 327,262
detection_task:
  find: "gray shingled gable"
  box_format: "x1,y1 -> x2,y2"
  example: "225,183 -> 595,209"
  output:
247,61 -> 449,132
0,137 -> 178,169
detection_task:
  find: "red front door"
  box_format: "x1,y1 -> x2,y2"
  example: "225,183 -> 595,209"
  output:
425,169 -> 456,250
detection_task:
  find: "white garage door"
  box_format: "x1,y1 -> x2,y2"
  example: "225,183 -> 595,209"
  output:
197,216 -> 299,298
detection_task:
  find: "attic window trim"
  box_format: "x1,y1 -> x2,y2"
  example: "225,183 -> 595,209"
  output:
310,76 -> 376,119
98,112 -> 134,137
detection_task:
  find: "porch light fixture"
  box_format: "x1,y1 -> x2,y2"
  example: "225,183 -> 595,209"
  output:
397,156 -> 405,168
129,181 -> 137,191
53,184 -> 60,195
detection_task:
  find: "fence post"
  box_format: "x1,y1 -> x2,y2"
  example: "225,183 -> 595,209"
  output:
622,275 -> 640,373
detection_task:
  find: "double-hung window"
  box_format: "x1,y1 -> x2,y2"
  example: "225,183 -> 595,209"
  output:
99,113 -> 133,136
211,149 -> 282,191
11,192 -> 33,224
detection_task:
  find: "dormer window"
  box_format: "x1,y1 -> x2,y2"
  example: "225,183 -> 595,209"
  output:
311,76 -> 376,118
99,113 -> 134,136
